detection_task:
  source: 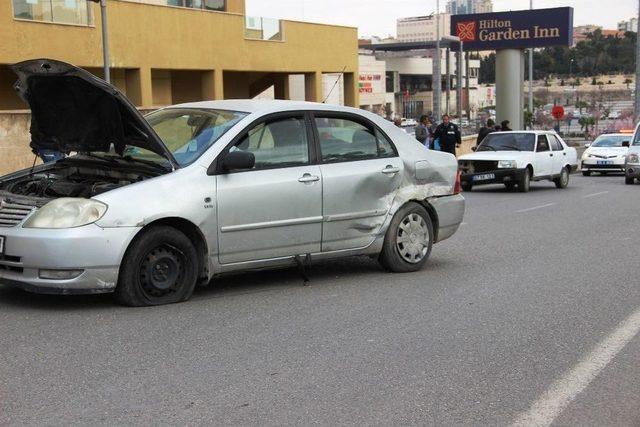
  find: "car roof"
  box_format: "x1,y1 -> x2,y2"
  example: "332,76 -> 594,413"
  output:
166,99 -> 363,115
489,130 -> 557,135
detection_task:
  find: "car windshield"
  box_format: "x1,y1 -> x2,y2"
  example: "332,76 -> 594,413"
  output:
592,135 -> 629,147
477,133 -> 535,152
115,108 -> 247,167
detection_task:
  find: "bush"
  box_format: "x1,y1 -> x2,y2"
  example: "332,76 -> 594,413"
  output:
591,77 -> 597,85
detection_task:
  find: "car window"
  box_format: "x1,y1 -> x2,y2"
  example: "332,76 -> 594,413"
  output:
549,135 -> 564,151
592,135 -> 628,147
233,117 -> 309,170
315,116 -> 395,162
537,135 -> 550,152
143,108 -> 247,166
477,133 -> 535,152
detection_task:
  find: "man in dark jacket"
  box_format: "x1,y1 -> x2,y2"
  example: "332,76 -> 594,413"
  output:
433,114 -> 461,155
476,118 -> 495,147
501,120 -> 512,131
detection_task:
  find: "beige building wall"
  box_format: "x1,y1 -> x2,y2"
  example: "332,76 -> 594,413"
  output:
0,0 -> 359,109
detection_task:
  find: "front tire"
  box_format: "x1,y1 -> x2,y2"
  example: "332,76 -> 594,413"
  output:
582,170 -> 591,177
379,202 -> 434,273
518,168 -> 531,193
554,167 -> 570,189
626,176 -> 635,185
115,226 -> 199,307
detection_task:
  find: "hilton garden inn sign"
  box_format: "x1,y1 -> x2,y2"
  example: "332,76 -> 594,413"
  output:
451,7 -> 573,51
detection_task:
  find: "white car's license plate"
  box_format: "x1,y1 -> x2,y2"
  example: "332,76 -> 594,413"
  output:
597,160 -> 613,165
473,173 -> 495,181
0,236 -> 4,255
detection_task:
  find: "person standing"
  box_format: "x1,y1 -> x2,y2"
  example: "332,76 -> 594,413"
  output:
476,118 -> 495,147
501,120 -> 512,131
393,117 -> 407,133
433,114 -> 461,156
415,115 -> 432,147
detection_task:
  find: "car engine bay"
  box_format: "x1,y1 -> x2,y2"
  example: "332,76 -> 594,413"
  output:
0,161 -> 164,201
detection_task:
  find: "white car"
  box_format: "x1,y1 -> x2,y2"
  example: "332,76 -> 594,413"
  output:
581,133 -> 630,176
458,131 -> 578,192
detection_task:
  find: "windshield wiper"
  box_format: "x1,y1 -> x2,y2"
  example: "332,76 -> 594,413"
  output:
477,145 -> 496,151
121,155 -> 171,171
500,145 -> 522,151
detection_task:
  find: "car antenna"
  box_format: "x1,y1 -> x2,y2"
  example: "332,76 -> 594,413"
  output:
322,66 -> 347,104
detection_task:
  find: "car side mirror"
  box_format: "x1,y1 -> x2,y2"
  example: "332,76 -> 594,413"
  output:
221,150 -> 255,172
623,141 -> 630,147
471,146 -> 477,151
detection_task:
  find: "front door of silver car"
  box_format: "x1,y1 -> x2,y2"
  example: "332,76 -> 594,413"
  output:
312,114 -> 403,252
215,114 -> 322,264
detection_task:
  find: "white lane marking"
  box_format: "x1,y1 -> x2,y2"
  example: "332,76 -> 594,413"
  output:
582,191 -> 610,199
512,305 -> 640,427
515,203 -> 556,214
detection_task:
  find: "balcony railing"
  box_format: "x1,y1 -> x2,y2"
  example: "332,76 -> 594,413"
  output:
244,16 -> 284,41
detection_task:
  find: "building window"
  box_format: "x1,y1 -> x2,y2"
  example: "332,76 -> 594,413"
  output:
166,0 -> 225,11
13,0 -> 93,26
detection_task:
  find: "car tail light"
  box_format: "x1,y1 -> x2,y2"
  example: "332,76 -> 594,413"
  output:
454,170 -> 462,194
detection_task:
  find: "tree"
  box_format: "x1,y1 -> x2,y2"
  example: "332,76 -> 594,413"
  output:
591,77 -> 598,85
624,78 -> 633,89
524,110 -> 534,129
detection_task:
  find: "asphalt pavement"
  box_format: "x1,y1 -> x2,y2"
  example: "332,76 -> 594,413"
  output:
1,173 -> 639,426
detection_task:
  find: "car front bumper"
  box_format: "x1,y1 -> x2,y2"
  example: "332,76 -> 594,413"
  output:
582,159 -> 625,172
0,224 -> 140,295
461,168 -> 526,186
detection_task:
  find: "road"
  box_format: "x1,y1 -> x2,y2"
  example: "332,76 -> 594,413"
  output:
1,174 -> 639,426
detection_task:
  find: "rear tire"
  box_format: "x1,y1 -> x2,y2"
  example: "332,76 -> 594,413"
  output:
504,183 -> 516,191
554,167 -> 570,189
582,170 -> 591,177
518,168 -> 531,193
379,202 -> 434,273
115,226 -> 199,307
625,176 -> 635,185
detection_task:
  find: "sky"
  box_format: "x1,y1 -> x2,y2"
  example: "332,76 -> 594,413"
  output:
245,0 -> 638,37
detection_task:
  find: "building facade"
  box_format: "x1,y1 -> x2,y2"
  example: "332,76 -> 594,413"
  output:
397,14 -> 451,42
618,18 -> 638,33
0,0 -> 359,111
445,0 -> 493,15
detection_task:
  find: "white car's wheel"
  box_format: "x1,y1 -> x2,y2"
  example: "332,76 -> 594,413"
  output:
554,167 -> 569,189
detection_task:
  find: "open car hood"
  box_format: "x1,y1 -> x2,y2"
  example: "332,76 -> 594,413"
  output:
12,59 -> 178,168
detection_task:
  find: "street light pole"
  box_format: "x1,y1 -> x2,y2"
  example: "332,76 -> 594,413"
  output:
434,0 -> 442,118
90,0 -> 111,83
635,0 -> 640,120
528,0 -> 533,120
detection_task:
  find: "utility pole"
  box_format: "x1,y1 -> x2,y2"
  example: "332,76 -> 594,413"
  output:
635,0 -> 640,120
90,0 -> 111,83
528,0 -> 533,120
434,0 -> 442,117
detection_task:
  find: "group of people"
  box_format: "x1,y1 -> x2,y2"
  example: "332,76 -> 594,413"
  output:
475,119 -> 512,146
405,114 -> 462,156
395,114 -> 514,155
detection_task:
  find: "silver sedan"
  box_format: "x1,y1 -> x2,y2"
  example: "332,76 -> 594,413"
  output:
0,59 -> 465,306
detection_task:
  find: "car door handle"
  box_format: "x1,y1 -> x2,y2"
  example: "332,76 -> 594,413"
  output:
298,174 -> 320,183
563,152 -> 567,156
549,153 -> 554,157
382,166 -> 400,175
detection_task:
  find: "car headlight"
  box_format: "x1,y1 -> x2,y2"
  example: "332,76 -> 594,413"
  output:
23,198 -> 108,229
627,154 -> 640,164
498,160 -> 517,169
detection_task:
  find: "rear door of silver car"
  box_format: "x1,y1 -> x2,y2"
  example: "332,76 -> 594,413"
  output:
311,113 -> 403,252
